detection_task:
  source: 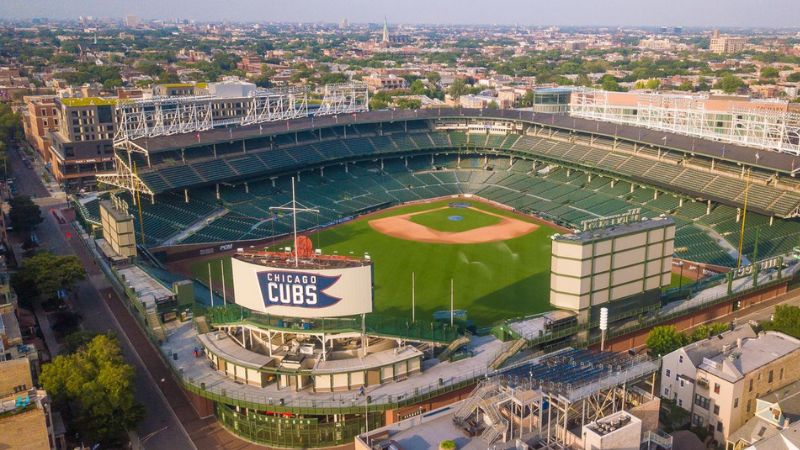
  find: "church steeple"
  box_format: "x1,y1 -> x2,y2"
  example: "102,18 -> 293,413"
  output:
382,17 -> 389,44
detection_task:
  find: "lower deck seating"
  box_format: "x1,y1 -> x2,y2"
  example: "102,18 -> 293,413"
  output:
127,154 -> 800,267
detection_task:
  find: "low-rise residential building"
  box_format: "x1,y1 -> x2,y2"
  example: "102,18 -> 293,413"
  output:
363,74 -> 408,92
661,328 -> 800,444
728,379 -> 800,449
0,359 -> 63,449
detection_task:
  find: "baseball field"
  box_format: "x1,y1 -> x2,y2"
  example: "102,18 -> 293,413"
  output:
190,198 -> 561,326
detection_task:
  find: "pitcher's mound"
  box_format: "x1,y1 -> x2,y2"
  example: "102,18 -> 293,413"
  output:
368,206 -> 538,244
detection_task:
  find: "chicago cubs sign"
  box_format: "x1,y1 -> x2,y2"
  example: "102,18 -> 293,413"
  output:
257,271 -> 342,308
232,256 -> 374,318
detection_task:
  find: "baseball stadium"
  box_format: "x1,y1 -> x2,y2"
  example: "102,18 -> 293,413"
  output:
72,83 -> 800,448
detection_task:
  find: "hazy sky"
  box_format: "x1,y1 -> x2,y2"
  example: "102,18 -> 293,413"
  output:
1,0 -> 799,28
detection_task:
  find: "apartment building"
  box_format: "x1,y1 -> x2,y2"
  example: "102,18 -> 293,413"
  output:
21,96 -> 59,162
0,358 -> 63,449
47,97 -> 117,190
660,328 -> 800,444
363,74 -> 408,92
711,32 -> 747,54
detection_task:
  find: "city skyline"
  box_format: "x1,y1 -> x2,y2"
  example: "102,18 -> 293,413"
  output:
1,0 -> 800,28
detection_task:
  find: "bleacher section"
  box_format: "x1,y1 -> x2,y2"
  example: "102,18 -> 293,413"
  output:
108,153 -> 800,267
132,127 -> 800,222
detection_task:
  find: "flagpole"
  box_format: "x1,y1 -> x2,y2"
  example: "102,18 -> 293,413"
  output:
208,263 -> 214,308
220,260 -> 227,306
450,278 -> 454,327
292,177 -> 298,268
411,272 -> 416,323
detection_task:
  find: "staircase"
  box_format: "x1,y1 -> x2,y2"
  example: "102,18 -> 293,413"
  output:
454,381 -> 494,421
195,316 -> 211,334
489,338 -> 526,370
438,335 -> 471,361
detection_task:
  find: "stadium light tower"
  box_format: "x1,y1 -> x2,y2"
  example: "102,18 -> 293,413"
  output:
269,177 -> 319,267
599,307 -> 609,351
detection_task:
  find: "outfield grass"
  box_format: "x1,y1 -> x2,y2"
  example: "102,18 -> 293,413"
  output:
409,206 -> 501,232
190,200 -> 558,326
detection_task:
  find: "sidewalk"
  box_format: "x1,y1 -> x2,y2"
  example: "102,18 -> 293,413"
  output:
32,303 -> 60,357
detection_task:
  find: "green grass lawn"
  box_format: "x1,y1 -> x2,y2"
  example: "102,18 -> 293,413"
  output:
189,200 -> 558,326
668,272 -> 694,289
409,206 -> 501,232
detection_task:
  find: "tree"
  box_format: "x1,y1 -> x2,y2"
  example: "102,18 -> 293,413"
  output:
425,71 -> 441,85
410,79 -> 426,95
788,72 -> 800,83
676,81 -> 694,91
448,78 -> 468,100
689,322 -> 730,342
714,74 -> 746,94
760,66 -> 779,79
600,75 -> 625,92
395,98 -> 422,110
41,334 -> 144,446
762,305 -> 800,338
12,252 -> 86,301
486,100 -> 499,109
8,195 -> 43,233
646,326 -> 689,356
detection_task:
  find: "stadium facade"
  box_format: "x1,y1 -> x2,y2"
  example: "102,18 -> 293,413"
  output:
73,88 -> 800,448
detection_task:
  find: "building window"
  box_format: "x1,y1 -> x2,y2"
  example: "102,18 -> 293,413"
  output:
678,399 -> 683,407
694,394 -> 710,410
781,368 -> 784,380
747,399 -> 752,413
714,383 -> 720,394
692,414 -> 704,427
679,355 -> 683,363
666,369 -> 671,378
769,370 -> 774,383
716,422 -> 723,433
750,379 -> 754,392
664,388 -> 669,396
680,379 -> 685,388
714,405 -> 720,415
734,398 -> 739,408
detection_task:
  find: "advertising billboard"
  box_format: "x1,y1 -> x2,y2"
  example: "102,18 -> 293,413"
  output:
231,257 -> 374,318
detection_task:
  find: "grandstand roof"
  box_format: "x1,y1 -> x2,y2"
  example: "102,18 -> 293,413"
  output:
129,108 -> 800,175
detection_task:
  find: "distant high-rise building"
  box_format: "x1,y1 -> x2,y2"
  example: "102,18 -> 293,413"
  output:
710,32 -> 747,54
673,26 -> 683,34
339,18 -> 348,29
382,17 -> 389,44
124,15 -> 140,28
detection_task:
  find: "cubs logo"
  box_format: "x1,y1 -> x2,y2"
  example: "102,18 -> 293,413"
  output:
256,270 -> 342,308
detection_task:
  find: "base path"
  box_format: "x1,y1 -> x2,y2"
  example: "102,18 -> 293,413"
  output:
369,206 -> 538,244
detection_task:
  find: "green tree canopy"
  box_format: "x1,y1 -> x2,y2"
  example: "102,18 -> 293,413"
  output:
41,334 -> 144,446
646,326 -> 689,356
714,74 -> 746,94
762,305 -> 800,338
760,66 -> 780,79
600,75 -> 625,92
395,98 -> 422,110
448,78 -> 469,100
12,252 -> 85,301
8,195 -> 43,233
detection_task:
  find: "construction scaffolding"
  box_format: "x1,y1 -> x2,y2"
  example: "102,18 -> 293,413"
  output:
315,82 -> 369,116
570,89 -> 800,156
453,348 -> 660,448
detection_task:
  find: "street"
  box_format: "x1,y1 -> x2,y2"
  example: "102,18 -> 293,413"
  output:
7,146 -> 195,450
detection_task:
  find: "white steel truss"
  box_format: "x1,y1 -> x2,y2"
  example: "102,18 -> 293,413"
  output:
242,87 -> 308,125
115,96 -> 214,141
570,89 -> 800,156
95,153 -> 154,201
315,82 -> 369,116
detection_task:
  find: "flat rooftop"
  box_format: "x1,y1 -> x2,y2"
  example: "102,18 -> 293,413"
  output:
699,331 -> 800,383
554,216 -> 674,244
117,265 -> 174,308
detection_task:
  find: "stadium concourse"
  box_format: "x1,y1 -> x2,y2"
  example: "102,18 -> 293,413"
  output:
80,109 -> 800,268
